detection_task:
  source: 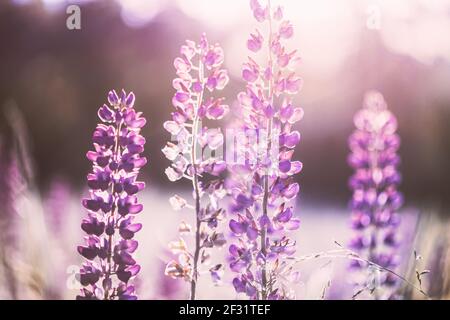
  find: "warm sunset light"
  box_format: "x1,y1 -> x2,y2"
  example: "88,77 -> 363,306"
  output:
1,0 -> 449,306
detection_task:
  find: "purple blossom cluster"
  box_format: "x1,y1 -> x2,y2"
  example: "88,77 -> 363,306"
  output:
77,90 -> 146,300
67,1 -> 416,302
226,0 -> 303,300
163,34 -> 229,300
348,91 -> 403,296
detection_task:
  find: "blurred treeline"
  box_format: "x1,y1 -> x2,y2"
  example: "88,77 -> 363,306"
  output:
0,0 -> 449,210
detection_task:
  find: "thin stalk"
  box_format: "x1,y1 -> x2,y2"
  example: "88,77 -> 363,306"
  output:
0,247 -> 17,299
104,116 -> 122,300
190,57 -> 205,300
260,0 -> 274,300
368,132 -> 380,299
291,246 -> 429,299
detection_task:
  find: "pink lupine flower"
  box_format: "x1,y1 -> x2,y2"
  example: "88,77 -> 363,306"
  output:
348,91 -> 403,299
227,0 -> 303,300
163,34 -> 229,300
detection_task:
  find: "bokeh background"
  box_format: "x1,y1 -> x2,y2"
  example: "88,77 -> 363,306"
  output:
0,0 -> 449,299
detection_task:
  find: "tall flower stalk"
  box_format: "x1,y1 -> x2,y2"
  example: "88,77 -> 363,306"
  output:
77,90 -> 146,300
0,136 -> 20,299
348,91 -> 403,299
163,34 -> 229,300
0,104 -> 36,299
227,0 -> 303,300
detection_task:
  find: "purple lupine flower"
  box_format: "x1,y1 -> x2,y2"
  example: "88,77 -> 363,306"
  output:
163,34 -> 229,300
227,0 -> 303,300
348,91 -> 403,299
77,89 -> 146,300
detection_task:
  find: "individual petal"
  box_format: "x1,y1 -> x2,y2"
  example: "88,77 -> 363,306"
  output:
98,104 -> 115,123
169,195 -> 188,211
284,218 -> 300,231
107,90 -> 119,105
181,41 -> 196,60
125,91 -> 136,108
279,103 -> 294,123
174,57 -> 191,73
279,20 -> 294,39
165,260 -> 190,280
81,215 -> 105,236
79,263 -> 102,286
206,102 -> 228,120
242,63 -> 259,82
250,0 -> 269,22
273,6 -> 283,20
178,221 -> 192,234
113,250 -> 136,266
88,167 -> 113,190
92,125 -> 115,148
229,219 -> 246,234
124,109 -> 146,128
119,217 -> 142,239
202,128 -> 224,150
247,29 -> 263,52
163,121 -> 182,135
246,226 -> 258,240
174,91 -> 190,103
289,161 -> 303,174
209,264 -> 224,284
168,238 -> 188,254
117,264 -> 141,283
204,45 -> 224,68
165,167 -> 183,182
283,131 -> 301,148
279,160 -> 291,173
215,69 -> 229,90
192,81 -> 203,93
275,206 -> 293,223
284,74 -> 303,94
232,277 -> 246,293
282,183 -> 299,200
77,244 -> 98,260
116,239 -> 139,253
162,142 -> 179,161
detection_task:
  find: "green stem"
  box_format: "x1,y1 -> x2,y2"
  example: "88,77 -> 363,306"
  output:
104,113 -> 122,300
261,0 -> 274,300
190,57 -> 205,300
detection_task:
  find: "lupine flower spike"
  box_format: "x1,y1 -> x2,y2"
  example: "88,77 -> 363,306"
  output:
227,0 -> 303,300
77,89 -> 146,300
348,91 -> 403,299
163,34 -> 229,300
